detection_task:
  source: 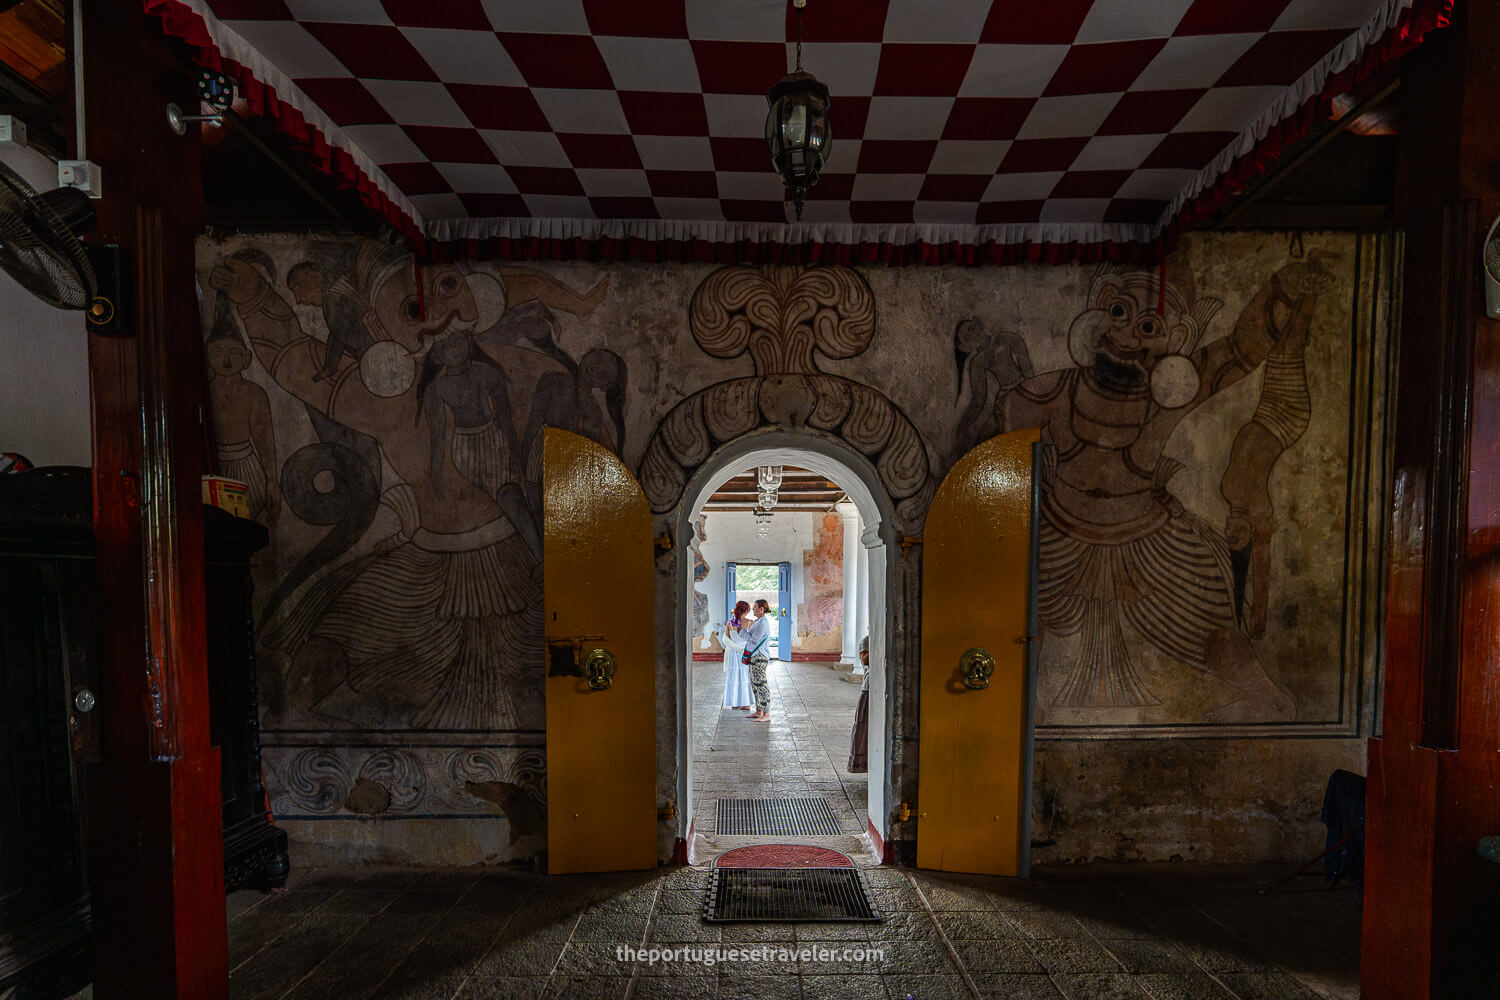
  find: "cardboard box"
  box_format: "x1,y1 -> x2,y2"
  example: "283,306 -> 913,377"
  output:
202,475 -> 251,519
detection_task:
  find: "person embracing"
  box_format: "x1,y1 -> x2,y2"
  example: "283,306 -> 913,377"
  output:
721,600 -> 752,711
744,599 -> 774,722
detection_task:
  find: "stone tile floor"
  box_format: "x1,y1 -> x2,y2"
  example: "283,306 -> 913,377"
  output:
226,862 -> 1361,999
691,659 -> 869,860
227,664 -> 1359,999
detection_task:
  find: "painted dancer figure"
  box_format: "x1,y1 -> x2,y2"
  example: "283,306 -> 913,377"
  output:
721,600 -> 752,711
210,251 -> 605,730
744,599 -> 774,722
1004,256 -> 1336,723
204,295 -> 278,520
1219,261 -> 1322,638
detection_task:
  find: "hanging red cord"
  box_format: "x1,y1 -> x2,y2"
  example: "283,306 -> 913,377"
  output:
1157,256 -> 1167,317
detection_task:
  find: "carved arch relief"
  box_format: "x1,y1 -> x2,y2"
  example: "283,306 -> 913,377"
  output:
640,264 -> 936,527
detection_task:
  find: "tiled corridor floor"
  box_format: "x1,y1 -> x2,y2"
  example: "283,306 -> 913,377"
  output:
226,863 -> 1360,999
690,659 -> 868,859
225,663 -> 1359,1000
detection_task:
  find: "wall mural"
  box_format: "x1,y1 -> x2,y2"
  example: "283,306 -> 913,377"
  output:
798,511 -> 845,649
200,238 -> 618,822
197,231 -> 1376,854
691,513 -> 712,649
206,246 -> 613,734
986,252 -> 1344,727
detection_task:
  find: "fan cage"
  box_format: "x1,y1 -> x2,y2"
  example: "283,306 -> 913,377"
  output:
0,161 -> 97,311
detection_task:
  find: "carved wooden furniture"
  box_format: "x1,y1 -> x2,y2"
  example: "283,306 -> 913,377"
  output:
0,468 -> 286,997
0,468 -> 95,999
204,505 -> 288,892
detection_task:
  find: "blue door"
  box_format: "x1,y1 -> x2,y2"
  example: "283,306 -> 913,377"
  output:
725,561 -> 737,625
777,561 -> 792,660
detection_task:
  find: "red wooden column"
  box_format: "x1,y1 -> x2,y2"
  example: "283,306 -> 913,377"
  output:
1364,3 -> 1500,997
82,2 -> 227,997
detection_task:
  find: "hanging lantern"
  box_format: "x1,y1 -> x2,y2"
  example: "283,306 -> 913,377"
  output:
765,0 -> 830,220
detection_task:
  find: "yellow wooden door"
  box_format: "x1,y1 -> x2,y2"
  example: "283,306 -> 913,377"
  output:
543,428 -> 657,874
917,427 -> 1040,876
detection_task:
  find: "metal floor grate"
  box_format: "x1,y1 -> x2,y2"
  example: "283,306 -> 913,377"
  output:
705,867 -> 882,923
716,797 -> 841,836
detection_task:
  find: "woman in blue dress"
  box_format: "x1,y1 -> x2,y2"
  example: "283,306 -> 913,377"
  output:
722,600 -> 752,710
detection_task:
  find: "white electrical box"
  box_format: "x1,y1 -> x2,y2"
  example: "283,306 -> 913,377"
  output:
58,160 -> 102,198
0,115 -> 27,148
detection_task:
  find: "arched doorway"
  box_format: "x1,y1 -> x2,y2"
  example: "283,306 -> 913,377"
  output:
672,432 -> 896,863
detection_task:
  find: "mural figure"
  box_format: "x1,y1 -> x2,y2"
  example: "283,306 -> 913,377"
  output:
286,257 -> 372,383
953,316 -> 1033,457
1003,257 -> 1336,723
640,265 -> 935,528
204,293 -> 278,520
520,346 -> 628,513
418,326 -> 519,501
1219,260 -> 1321,637
799,512 -> 844,641
692,514 -> 712,648
208,249 -> 613,731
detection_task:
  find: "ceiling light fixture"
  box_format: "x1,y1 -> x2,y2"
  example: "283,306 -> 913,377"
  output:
765,0 -> 830,221
757,465 -> 784,511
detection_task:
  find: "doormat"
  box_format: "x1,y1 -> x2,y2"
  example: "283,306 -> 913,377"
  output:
715,797 -> 841,836
715,844 -> 853,868
704,866 -> 882,923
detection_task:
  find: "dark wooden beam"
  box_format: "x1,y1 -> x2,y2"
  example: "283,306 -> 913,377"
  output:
1211,203 -> 1390,230
82,2 -> 227,997
1363,3 -> 1500,996
1215,79 -> 1399,228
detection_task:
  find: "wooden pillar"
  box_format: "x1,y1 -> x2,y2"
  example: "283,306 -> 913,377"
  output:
1364,3 -> 1500,996
81,3 -> 227,997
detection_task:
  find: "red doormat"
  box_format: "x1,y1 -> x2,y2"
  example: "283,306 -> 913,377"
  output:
714,844 -> 853,868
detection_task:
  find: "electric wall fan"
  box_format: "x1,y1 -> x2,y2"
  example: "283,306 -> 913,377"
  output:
0,158 -> 121,331
1484,213 -> 1500,319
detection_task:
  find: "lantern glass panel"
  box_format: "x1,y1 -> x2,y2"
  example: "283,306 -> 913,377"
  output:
785,103 -> 807,146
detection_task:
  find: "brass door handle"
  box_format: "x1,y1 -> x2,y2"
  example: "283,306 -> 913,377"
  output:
582,648 -> 618,690
546,635 -> 611,680
959,647 -> 995,689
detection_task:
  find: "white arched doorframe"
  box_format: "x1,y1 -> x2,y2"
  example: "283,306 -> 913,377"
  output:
672,431 -> 896,862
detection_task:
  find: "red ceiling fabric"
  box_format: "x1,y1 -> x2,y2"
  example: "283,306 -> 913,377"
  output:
144,0 -> 1451,266
143,0 -> 426,249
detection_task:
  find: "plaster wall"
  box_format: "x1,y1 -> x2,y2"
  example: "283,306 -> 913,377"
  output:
0,142 -> 91,467
196,229 -> 1393,866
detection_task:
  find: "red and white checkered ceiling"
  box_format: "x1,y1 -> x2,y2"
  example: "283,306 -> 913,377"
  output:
154,0 -> 1445,258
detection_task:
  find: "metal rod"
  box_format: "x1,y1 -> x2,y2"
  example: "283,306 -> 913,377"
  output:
222,111 -> 353,227
73,0 -> 85,159
1258,835 -> 1350,894
1215,79 -> 1399,229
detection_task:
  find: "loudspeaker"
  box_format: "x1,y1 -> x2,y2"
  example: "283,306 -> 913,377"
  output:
82,242 -> 129,335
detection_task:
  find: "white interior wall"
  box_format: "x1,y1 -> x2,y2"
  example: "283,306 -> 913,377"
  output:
0,142 -> 91,467
694,507 -> 865,655
694,509 -> 817,653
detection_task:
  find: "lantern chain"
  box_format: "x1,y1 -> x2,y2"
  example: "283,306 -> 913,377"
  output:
794,0 -> 805,72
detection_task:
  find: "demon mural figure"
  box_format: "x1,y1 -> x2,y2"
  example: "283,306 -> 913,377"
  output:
1003,256 -> 1335,723
208,248 -> 613,732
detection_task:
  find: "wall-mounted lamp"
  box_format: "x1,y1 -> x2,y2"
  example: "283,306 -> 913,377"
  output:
167,69 -> 236,135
